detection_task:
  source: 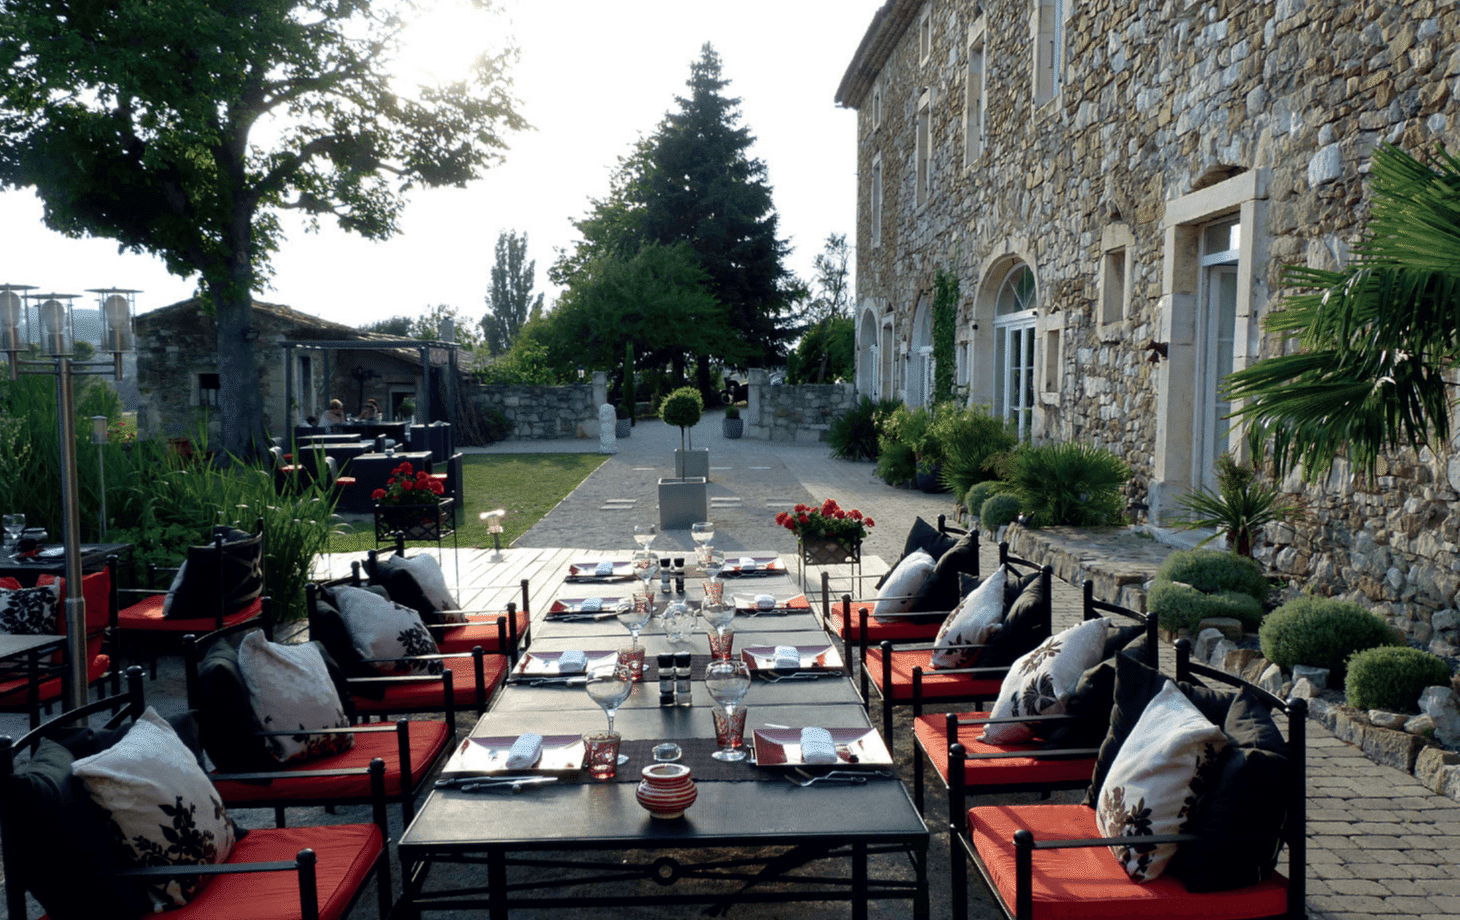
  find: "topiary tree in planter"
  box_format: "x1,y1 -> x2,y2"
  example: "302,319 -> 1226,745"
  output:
661,386 -> 703,452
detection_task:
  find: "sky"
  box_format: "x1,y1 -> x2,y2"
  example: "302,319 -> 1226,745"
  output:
0,0 -> 883,329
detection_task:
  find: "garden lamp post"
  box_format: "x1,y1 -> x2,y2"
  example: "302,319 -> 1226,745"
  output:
92,416 -> 108,538
480,509 -> 506,560
15,288 -> 133,714
0,284 -> 35,380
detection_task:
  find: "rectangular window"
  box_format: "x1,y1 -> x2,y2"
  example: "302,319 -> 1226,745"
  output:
871,156 -> 883,247
198,372 -> 221,408
1034,0 -> 1065,107
916,91 -> 931,206
919,9 -> 932,64
964,35 -> 985,166
1043,329 -> 1061,395
1101,249 -> 1127,325
872,83 -> 883,130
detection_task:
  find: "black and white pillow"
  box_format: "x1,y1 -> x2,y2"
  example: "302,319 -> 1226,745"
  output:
872,549 -> 936,617
71,707 -> 236,909
979,616 -> 1109,744
333,586 -> 444,676
1095,680 -> 1228,882
378,553 -> 465,625
236,629 -> 354,763
0,583 -> 60,635
930,566 -> 1006,670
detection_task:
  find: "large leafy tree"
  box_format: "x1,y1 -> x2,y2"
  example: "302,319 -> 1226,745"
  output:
1227,143 -> 1460,479
482,229 -> 542,355
0,0 -> 525,456
552,44 -> 793,392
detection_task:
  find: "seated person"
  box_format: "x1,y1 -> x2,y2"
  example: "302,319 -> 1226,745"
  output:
358,398 -> 380,421
322,399 -> 347,428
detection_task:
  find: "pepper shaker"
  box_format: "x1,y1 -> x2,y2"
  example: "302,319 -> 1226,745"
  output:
657,653 -> 676,707
660,557 -> 672,593
674,651 -> 692,706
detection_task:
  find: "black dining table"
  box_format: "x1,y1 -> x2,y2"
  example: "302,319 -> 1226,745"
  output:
395,553 -> 929,919
0,542 -> 131,586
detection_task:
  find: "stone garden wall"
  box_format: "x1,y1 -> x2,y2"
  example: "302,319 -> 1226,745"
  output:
467,376 -> 605,440
743,370 -> 858,443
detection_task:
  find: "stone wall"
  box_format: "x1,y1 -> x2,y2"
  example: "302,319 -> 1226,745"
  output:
468,372 -> 608,440
743,370 -> 858,442
843,0 -> 1460,646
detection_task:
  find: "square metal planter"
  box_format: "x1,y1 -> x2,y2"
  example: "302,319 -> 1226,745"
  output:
658,477 -> 708,530
675,448 -> 710,481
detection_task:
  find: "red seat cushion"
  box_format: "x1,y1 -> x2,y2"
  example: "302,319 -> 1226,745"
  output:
37,570 -> 112,635
969,803 -> 1290,920
171,822 -> 383,920
214,720 -> 450,804
915,712 -> 1094,790
0,653 -> 109,707
351,654 -> 506,714
829,608 -> 943,642
436,607 -> 530,654
865,647 -> 1002,702
115,594 -> 263,632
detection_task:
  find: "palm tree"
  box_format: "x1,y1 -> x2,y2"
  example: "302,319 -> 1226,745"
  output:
1227,142 -> 1460,480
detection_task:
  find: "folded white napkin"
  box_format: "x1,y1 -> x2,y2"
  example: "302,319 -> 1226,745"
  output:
800,727 -> 839,765
737,557 -> 758,572
556,650 -> 587,674
755,594 -> 776,610
593,560 -> 614,576
579,597 -> 602,612
772,645 -> 801,669
505,733 -> 543,768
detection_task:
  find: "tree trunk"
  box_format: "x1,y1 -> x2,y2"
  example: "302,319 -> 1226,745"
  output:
212,283 -> 266,459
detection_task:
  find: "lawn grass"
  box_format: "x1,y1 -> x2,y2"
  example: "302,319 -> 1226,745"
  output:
327,453 -> 607,553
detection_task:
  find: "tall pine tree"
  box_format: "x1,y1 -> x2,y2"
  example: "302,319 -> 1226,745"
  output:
642,43 -> 794,387
482,230 -> 543,355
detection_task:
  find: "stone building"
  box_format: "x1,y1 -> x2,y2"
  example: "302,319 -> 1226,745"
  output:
838,0 -> 1460,653
135,299 -> 432,442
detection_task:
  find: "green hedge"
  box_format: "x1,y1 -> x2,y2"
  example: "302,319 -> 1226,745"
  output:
1345,646 -> 1453,713
1148,581 -> 1266,634
1258,596 -> 1401,679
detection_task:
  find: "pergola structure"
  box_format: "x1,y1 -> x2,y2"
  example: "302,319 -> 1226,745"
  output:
278,338 -> 459,433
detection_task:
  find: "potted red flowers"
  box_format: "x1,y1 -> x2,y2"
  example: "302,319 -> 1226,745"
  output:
775,499 -> 873,567
372,461 -> 452,542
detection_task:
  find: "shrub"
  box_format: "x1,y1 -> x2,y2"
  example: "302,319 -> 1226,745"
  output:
660,386 -> 703,451
724,404 -> 740,420
1148,581 -> 1265,634
1155,548 -> 1269,602
981,494 -> 1021,532
1345,646 -> 1454,712
965,482 -> 999,524
1259,596 -> 1401,679
933,405 -> 1018,497
874,405 -> 931,485
828,396 -> 895,461
996,441 -> 1130,527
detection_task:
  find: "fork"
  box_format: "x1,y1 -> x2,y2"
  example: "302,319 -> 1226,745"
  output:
785,769 -> 872,787
761,670 -> 844,683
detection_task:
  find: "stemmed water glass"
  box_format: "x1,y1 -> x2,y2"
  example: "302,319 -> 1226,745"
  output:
2,514 -> 24,554
616,591 -> 652,646
702,600 -> 735,659
585,668 -> 634,764
631,550 -> 660,612
704,659 -> 752,762
691,521 -> 715,564
633,523 -> 657,552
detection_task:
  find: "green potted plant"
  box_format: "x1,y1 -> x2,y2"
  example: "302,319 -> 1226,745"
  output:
615,403 -> 632,440
658,386 -> 708,528
1174,453 -> 1302,557
722,404 -> 743,439
397,397 -> 416,422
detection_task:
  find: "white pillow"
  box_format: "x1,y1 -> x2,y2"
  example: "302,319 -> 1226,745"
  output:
1096,681 -> 1228,882
873,549 -> 936,616
979,616 -> 1109,744
0,583 -> 60,635
930,566 -> 1007,670
72,707 -> 236,909
237,629 -> 354,763
334,586 -> 444,676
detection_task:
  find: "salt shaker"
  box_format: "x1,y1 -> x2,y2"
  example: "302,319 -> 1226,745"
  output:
657,654 -> 676,707
674,651 -> 692,706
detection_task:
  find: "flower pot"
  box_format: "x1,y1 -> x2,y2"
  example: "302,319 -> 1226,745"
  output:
616,417 -> 632,439
636,763 -> 697,819
675,448 -> 710,481
658,477 -> 708,530
374,498 -> 454,543
722,417 -> 743,439
915,460 -> 948,494
799,536 -> 861,567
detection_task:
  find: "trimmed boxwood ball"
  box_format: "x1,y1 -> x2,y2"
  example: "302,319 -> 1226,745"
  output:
965,482 -> 999,525
1259,596 -> 1401,680
981,493 -> 1021,532
1148,580 -> 1265,634
1155,548 -> 1269,602
1345,645 -> 1454,713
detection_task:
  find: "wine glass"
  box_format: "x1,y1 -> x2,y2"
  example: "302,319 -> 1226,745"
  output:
2,513 -> 24,553
616,594 -> 651,646
633,523 -> 657,552
631,550 -> 660,610
585,670 -> 634,764
691,521 -> 715,563
702,600 -> 734,639
704,659 -> 752,762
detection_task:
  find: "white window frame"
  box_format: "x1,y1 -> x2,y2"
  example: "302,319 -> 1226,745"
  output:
964,21 -> 987,167
1098,222 -> 1135,333
918,7 -> 932,65
872,82 -> 884,130
1041,325 -> 1062,401
1197,219 -> 1241,492
915,89 -> 932,207
1033,0 -> 1065,108
871,154 -> 884,248
993,265 -> 1038,440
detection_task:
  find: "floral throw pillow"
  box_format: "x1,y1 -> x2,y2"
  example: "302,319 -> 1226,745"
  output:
872,549 -> 937,617
979,616 -> 1109,744
333,585 -> 444,676
72,707 -> 236,909
0,583 -> 60,635
237,629 -> 354,763
930,565 -> 1007,670
1096,680 -> 1228,882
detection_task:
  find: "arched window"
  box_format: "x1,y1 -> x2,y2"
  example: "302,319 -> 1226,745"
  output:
993,264 -> 1037,439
